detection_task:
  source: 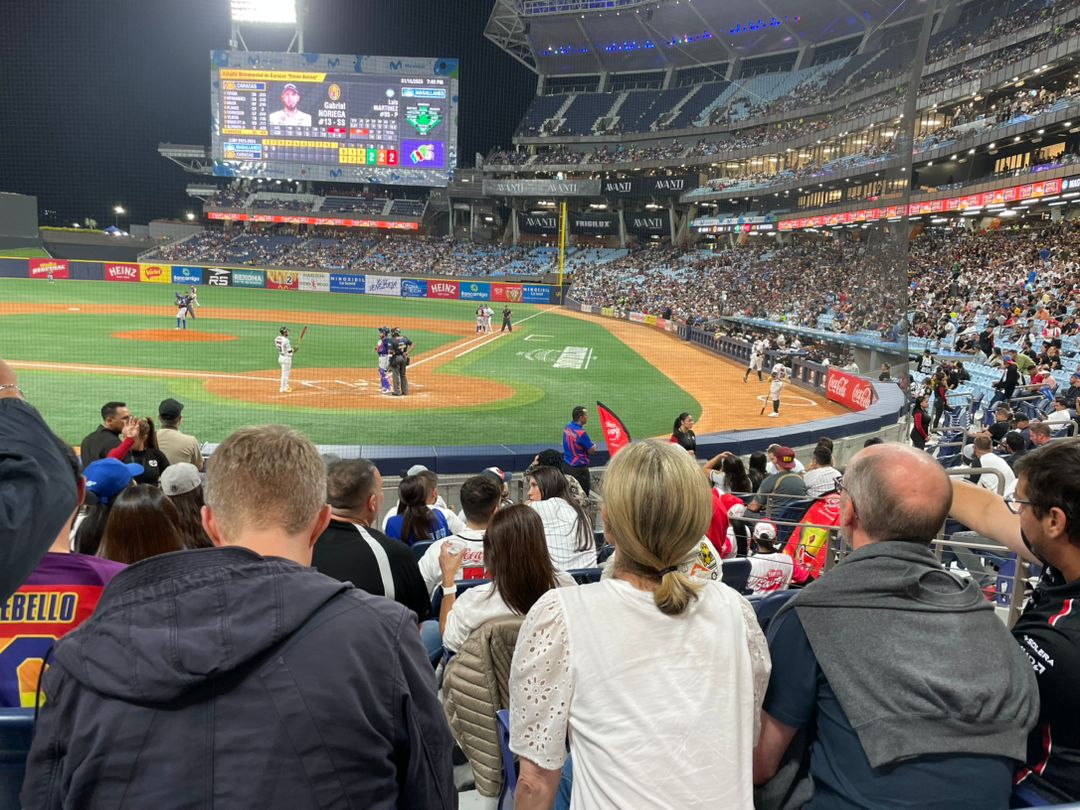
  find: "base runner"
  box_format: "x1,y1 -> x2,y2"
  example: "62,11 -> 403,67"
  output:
275,326 -> 294,393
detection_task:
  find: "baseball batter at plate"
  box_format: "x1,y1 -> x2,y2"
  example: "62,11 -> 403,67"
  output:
767,363 -> 787,418
275,326 -> 294,393
375,326 -> 392,395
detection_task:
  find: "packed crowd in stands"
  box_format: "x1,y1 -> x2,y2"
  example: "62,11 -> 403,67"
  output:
5,301 -> 1080,805
926,0 -> 1073,64
148,231 -> 560,277
569,222 -> 1080,350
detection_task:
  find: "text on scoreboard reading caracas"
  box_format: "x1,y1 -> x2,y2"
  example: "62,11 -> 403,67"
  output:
218,69 -> 450,170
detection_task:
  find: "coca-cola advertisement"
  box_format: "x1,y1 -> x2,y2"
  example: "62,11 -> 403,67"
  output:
825,368 -> 877,412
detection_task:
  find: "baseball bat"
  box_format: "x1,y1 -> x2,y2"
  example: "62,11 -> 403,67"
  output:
296,325 -> 309,350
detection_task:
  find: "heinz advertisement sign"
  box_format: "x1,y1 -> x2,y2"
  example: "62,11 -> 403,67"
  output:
104,263 -> 140,282
428,280 -> 459,300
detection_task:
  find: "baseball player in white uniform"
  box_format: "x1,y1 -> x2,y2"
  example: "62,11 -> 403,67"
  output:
275,326 -> 294,393
767,363 -> 787,418
482,306 -> 494,333
744,336 -> 767,383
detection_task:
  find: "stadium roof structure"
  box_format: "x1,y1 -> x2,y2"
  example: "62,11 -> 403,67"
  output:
485,0 -> 929,73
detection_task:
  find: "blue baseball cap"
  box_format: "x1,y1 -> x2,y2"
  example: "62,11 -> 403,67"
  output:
84,458 -> 143,505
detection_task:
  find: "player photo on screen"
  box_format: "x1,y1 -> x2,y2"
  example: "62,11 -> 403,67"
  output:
269,83 -> 311,126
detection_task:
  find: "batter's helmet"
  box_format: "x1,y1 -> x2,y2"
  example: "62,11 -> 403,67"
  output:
279,326 -> 289,336
378,326 -> 390,335
391,327 -> 401,336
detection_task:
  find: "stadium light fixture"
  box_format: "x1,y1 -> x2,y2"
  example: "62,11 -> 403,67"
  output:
229,0 -> 296,25
185,212 -> 196,221
114,205 -> 125,215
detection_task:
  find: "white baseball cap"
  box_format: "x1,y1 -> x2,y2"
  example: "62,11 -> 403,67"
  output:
753,521 -> 778,542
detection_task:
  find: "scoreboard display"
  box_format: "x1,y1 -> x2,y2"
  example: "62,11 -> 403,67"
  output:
210,51 -> 458,187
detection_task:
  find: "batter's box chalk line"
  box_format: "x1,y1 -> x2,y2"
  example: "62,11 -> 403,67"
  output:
755,394 -> 818,408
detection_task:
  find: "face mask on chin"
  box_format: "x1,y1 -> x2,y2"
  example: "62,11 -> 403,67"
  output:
1021,527 -> 1050,567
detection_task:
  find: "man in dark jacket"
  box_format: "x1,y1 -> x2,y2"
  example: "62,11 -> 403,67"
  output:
78,401 -> 129,466
314,458 -> 431,622
22,424 -> 455,809
0,357 -> 78,602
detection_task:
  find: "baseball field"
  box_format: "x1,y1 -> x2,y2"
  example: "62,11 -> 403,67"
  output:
0,277 -> 847,447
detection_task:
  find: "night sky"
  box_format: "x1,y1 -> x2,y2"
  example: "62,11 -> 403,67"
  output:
1,0 -> 535,227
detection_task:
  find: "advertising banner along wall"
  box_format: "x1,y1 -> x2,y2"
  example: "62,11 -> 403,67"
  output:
492,283 -> 523,303
298,271 -> 330,293
204,268 -> 232,286
522,284 -> 552,304
570,213 -> 618,236
171,266 -> 204,285
401,279 -> 428,298
601,175 -> 696,197
365,275 -> 402,296
459,281 -> 491,301
28,258 -> 69,279
329,273 -> 365,294
428,280 -> 459,300
825,369 -> 877,411
266,270 -> 299,290
104,263 -> 140,282
138,264 -> 171,284
231,269 -> 266,288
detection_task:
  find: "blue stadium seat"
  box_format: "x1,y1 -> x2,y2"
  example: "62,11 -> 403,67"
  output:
0,708 -> 33,808
431,578 -> 490,615
751,589 -> 799,633
566,568 -> 602,585
411,541 -> 434,562
722,558 -> 752,594
496,709 -> 517,806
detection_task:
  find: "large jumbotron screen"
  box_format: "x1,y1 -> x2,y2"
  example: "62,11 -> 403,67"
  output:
210,50 -> 459,186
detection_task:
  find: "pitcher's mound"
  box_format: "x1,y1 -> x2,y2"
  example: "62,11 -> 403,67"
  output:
113,329 -> 237,343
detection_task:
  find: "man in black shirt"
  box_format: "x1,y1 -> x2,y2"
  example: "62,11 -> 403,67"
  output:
949,440 -> 1080,803
313,458 -> 430,622
78,401 -> 129,468
501,306 -> 513,332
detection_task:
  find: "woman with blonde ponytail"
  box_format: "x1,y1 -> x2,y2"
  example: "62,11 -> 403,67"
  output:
508,440 -> 771,810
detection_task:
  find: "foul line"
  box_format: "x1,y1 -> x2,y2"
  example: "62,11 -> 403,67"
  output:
8,360 -> 282,384
456,333 -> 505,358
410,306 -> 554,368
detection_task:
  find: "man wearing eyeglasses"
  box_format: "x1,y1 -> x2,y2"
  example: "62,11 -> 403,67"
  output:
950,439 -> 1080,803
755,443 -> 1040,808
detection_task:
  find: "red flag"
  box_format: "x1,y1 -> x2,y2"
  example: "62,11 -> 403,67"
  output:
596,401 -> 631,457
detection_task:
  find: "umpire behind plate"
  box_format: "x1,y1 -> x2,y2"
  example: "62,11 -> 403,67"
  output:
388,327 -> 413,397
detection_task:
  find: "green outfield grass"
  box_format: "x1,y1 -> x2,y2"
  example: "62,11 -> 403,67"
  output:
0,248 -> 52,258
0,278 -> 700,446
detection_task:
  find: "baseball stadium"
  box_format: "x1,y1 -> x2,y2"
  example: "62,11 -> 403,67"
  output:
3,0 -> 1080,806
